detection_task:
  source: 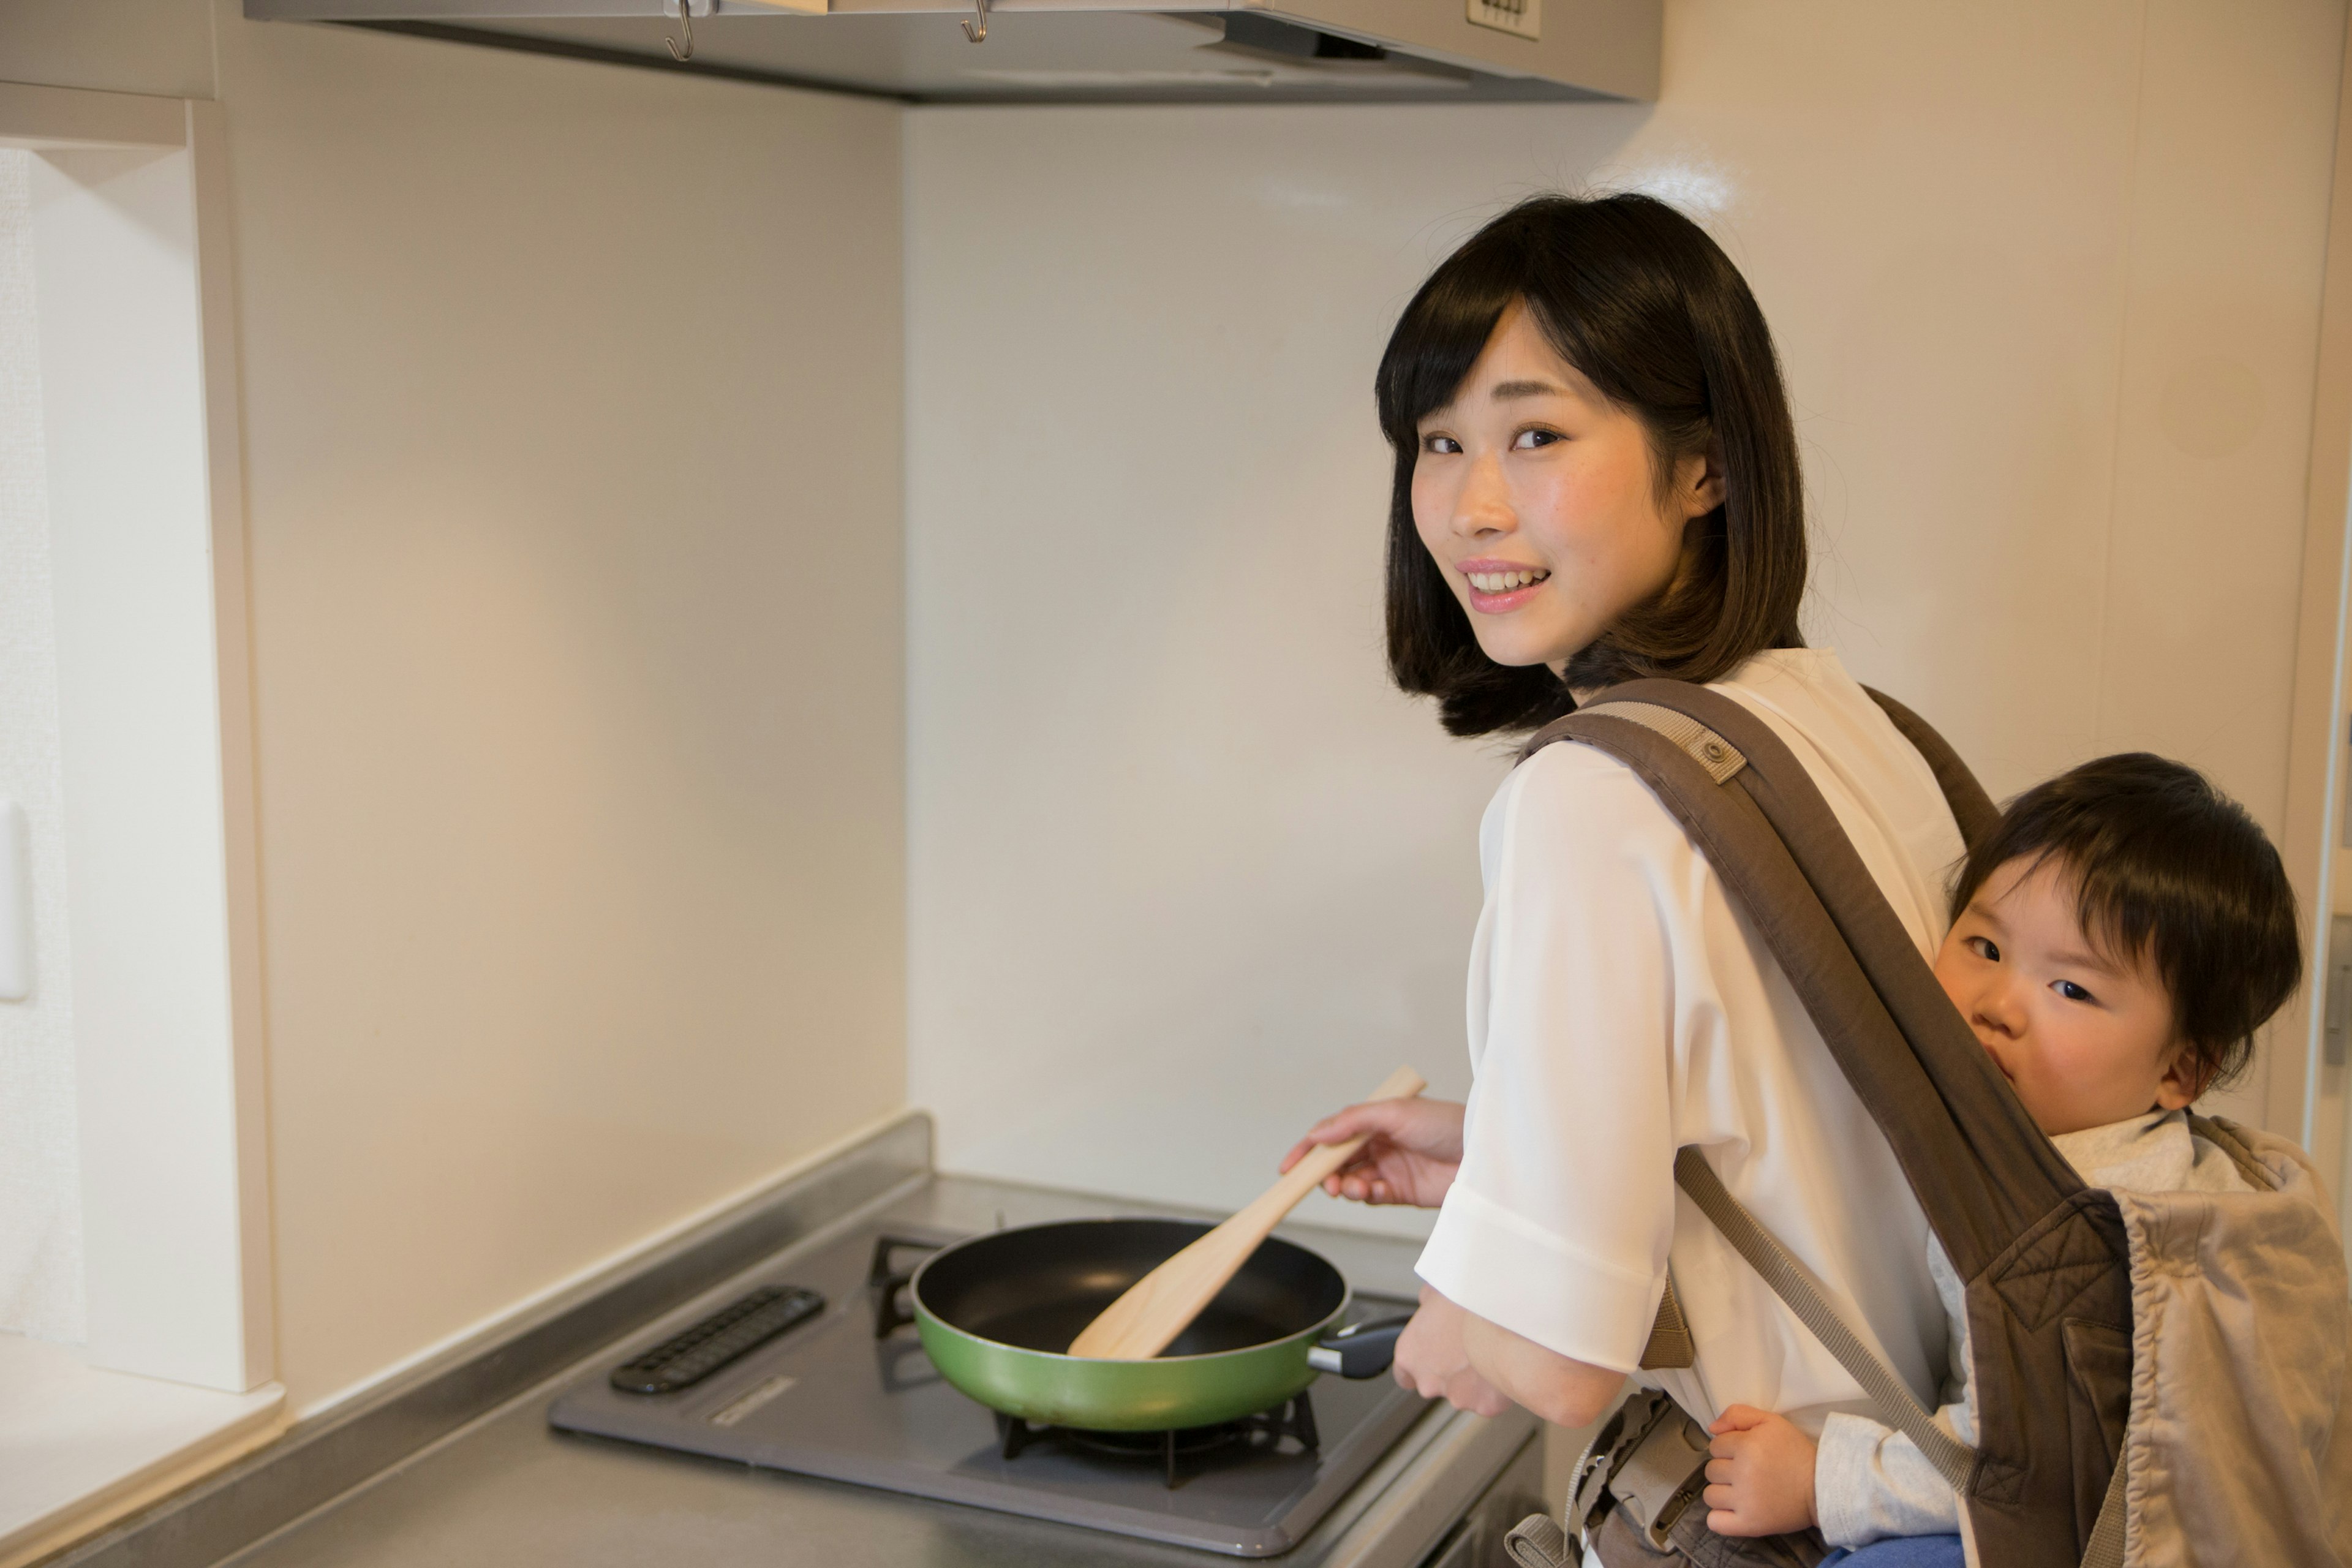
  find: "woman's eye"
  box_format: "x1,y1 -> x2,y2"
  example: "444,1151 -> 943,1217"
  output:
1967,936 -> 2000,962
1422,433 -> 1461,455
1510,428 -> 1562,450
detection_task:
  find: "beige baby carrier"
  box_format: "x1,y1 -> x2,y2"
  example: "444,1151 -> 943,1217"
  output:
1490,681 -> 2352,1568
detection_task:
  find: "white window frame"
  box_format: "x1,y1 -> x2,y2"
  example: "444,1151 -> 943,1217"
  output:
0,76 -> 279,1566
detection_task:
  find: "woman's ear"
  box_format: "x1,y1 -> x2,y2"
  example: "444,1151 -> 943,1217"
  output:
2152,1037 -> 2206,1112
1678,435 -> 1728,520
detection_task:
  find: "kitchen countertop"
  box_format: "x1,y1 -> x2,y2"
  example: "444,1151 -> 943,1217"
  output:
149,1138 -> 1539,1568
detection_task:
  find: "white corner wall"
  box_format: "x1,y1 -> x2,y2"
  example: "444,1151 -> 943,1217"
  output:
907,0 -> 2347,1226
29,133 -> 268,1391
206,16 -> 910,1411
0,149 -> 83,1348
1,0 -> 908,1415
7,0 -> 2340,1414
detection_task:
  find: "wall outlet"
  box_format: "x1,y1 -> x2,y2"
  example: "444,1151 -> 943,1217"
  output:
1466,0 -> 1539,42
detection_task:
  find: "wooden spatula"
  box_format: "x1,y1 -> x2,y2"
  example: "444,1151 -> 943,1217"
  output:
1065,1065 -> 1427,1361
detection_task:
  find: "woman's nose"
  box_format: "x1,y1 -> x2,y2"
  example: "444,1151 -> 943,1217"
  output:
1452,452 -> 1513,537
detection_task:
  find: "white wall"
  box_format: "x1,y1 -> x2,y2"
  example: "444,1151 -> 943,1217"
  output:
4,0 -> 2339,1415
31,130 -> 276,1391
9,2 -> 909,1412
0,149 -> 83,1346
214,16 -> 908,1411
907,0 -> 2346,1226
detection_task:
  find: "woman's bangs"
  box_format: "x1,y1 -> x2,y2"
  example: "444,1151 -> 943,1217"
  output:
1376,256 -> 1526,449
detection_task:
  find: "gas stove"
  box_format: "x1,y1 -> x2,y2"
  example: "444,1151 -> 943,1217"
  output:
549,1215 -> 1434,1557
71,1119 -> 1540,1568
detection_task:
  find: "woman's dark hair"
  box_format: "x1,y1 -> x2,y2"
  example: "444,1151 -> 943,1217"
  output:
1375,192 -> 1809,736
1950,753 -> 2302,1094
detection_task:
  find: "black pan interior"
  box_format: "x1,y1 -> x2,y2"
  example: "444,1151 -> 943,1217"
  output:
914,1219 -> 1346,1357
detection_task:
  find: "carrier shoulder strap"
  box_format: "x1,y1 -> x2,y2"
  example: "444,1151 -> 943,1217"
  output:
1524,681 -> 2086,1268
2183,1112 -> 2282,1193
1635,687 -> 1997,1375
1520,683 -> 2126,1568
1539,692 -> 1978,1484
1634,690 -> 1991,1379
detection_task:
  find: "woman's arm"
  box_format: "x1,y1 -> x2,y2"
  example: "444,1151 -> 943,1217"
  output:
1376,1283 -> 1627,1428
1281,1101 -> 1519,1415
1292,752 -> 1695,1423
1415,748 -> 1694,1394
1287,1095 -> 1627,1425
1457,1298 -> 1626,1429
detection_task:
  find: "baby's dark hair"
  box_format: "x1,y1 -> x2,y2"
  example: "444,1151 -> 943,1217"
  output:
1949,753 -> 2302,1094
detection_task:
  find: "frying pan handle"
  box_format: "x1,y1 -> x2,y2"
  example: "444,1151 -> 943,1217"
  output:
1306,1313 -> 1414,1379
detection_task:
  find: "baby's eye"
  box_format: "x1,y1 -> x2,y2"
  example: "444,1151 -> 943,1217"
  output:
1422,433 -> 1462,455
2054,979 -> 2096,1004
1967,935 -> 2000,963
1510,428 -> 1562,450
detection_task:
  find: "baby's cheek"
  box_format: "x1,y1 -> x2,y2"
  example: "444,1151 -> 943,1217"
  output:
1929,947 -> 1969,1009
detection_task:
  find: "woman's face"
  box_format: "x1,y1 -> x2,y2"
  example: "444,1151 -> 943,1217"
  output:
1411,303 -> 1722,676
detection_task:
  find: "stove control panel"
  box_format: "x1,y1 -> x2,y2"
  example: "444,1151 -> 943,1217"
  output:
608,1284 -> 826,1395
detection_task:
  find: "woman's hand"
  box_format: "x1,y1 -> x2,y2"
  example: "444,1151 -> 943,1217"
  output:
1391,1285 -> 1512,1415
1703,1405 -> 1819,1538
1279,1097 -> 1464,1208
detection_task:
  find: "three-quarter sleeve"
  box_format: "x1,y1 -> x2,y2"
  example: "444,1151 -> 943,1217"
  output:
1414,742 -> 1705,1373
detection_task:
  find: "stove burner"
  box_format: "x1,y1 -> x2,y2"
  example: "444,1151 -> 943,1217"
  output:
993,1392 -> 1321,1489
547,1216 -> 1439,1559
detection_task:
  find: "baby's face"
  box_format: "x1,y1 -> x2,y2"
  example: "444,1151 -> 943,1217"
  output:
1931,855 -> 2199,1136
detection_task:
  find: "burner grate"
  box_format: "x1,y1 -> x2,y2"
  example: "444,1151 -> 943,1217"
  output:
867,1234 -> 943,1338
993,1392 -> 1321,1489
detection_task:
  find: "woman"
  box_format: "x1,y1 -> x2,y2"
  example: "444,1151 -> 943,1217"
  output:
1285,195 -> 1964,1499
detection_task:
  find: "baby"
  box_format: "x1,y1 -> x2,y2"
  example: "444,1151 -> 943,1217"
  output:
1698,752 -> 2304,1566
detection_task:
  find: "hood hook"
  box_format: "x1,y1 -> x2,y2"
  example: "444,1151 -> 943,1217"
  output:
665,0 -> 696,61
961,0 -> 989,44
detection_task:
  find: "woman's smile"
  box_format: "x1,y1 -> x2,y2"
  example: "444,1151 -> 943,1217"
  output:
1459,557 -> 1553,612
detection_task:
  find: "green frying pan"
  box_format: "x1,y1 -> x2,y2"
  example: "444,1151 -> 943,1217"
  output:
909,1217 -> 1409,1431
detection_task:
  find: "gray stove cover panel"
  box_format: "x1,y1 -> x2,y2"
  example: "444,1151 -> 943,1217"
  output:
547,1224 -> 1431,1558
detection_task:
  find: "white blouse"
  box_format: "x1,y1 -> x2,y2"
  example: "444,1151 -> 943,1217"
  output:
1414,649 -> 1967,1433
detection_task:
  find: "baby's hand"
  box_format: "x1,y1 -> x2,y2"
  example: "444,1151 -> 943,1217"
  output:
1703,1404 -> 1819,1538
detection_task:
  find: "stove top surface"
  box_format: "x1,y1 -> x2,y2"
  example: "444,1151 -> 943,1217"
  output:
548,1218 -> 1433,1557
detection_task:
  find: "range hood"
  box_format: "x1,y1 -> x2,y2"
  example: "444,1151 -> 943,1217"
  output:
245,0 -> 1659,106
